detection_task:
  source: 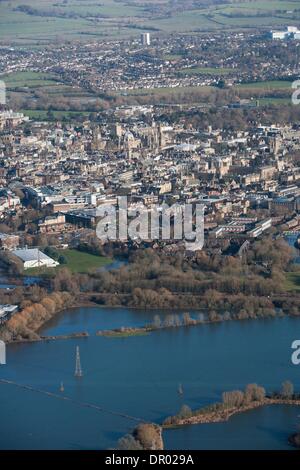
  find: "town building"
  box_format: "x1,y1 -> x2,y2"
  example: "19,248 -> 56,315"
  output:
141,33 -> 151,46
0,304 -> 18,325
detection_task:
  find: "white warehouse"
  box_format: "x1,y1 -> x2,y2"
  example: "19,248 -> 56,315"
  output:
12,248 -> 59,270
271,26 -> 300,40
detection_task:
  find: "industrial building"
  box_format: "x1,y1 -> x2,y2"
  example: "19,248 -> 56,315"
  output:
12,248 -> 59,270
270,26 -> 300,40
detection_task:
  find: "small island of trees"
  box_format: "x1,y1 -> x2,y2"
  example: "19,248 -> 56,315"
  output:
163,381 -> 300,428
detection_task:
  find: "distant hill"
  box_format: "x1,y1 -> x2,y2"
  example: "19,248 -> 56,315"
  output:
0,0 -> 299,45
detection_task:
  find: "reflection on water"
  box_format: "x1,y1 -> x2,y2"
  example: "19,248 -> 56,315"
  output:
285,233 -> 300,264
97,258 -> 128,272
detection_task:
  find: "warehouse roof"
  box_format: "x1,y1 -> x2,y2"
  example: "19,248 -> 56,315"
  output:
12,248 -> 54,262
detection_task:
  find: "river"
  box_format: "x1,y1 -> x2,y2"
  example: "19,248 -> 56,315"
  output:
0,307 -> 300,450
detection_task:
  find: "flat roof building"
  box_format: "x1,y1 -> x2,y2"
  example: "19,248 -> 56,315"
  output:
271,26 -> 300,40
141,33 -> 151,46
12,248 -> 59,270
0,304 -> 18,325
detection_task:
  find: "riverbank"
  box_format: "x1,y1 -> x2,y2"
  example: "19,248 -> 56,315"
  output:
94,311 -> 289,339
2,298 -> 299,344
162,398 -> 300,429
9,331 -> 89,344
0,291 -> 75,343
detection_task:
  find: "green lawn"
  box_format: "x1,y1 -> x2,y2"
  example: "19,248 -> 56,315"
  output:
0,71 -> 60,89
26,249 -> 112,275
120,85 -> 216,96
21,109 -> 92,121
58,249 -> 112,273
237,80 -> 293,90
284,272 -> 300,292
258,97 -> 292,106
224,1 -> 299,11
164,54 -> 184,61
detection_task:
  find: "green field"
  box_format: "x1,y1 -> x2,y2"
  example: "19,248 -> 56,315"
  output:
237,80 -> 294,90
258,97 -> 292,105
0,0 -> 146,43
58,249 -> 112,273
0,71 -> 61,89
1,71 -> 96,120
21,109 -> 92,121
0,0 -> 299,43
26,249 -> 112,275
120,85 -> 216,96
164,54 -> 183,61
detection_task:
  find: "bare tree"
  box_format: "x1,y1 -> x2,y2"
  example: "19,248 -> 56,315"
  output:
222,390 -> 244,408
281,381 -> 294,399
244,383 -> 266,403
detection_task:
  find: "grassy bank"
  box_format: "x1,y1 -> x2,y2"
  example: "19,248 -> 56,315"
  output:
237,80 -> 293,90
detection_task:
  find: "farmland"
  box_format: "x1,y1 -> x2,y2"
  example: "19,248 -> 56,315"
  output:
0,0 -> 299,44
0,71 -> 61,89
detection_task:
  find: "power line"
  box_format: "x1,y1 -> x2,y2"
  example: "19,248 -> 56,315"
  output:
0,378 -> 145,424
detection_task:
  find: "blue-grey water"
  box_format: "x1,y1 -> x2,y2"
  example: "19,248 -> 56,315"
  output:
0,274 -> 40,288
285,233 -> 300,264
98,259 -> 128,272
0,307 -> 300,450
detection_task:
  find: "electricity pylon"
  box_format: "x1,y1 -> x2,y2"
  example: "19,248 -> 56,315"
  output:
74,346 -> 83,377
